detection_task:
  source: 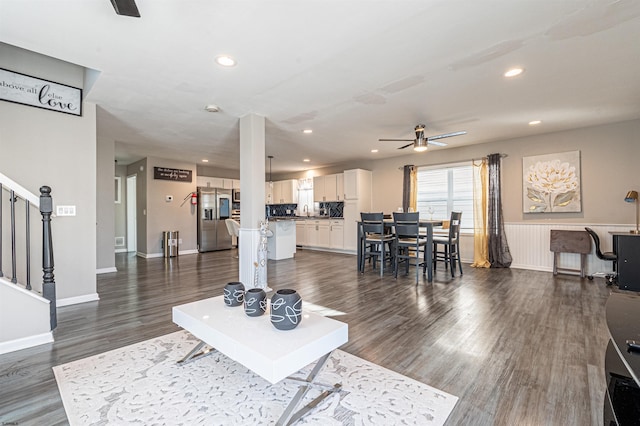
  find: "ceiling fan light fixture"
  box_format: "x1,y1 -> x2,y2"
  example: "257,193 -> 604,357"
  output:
413,141 -> 428,152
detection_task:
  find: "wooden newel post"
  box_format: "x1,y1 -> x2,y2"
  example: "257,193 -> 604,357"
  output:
40,186 -> 56,330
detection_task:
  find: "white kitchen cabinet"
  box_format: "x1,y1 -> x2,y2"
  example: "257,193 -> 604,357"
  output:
313,176 -> 325,202
197,176 -> 224,188
197,176 -> 239,190
270,179 -> 299,204
344,169 -> 371,200
313,173 -> 344,202
317,221 -> 331,248
329,220 -> 344,249
265,181 -> 274,204
336,173 -> 344,201
306,220 -> 320,247
296,220 -> 306,246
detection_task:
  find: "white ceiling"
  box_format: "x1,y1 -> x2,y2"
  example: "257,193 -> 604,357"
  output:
2,0 -> 640,173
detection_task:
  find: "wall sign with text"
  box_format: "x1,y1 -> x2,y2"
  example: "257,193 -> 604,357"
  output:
153,167 -> 192,182
0,68 -> 83,116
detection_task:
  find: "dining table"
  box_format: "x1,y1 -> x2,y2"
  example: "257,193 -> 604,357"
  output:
357,218 -> 444,282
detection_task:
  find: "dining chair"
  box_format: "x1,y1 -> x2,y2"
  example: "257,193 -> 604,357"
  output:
392,212 -> 427,283
360,212 -> 395,277
432,211 -> 463,277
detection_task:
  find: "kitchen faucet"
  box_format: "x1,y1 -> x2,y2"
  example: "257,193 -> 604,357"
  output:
303,204 -> 309,216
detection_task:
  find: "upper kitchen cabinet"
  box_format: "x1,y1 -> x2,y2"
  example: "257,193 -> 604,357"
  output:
313,173 -> 344,202
268,179 -> 299,204
344,169 -> 371,200
197,176 -> 239,190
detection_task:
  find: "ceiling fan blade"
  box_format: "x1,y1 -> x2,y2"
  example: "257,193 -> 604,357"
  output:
110,0 -> 141,17
398,142 -> 414,150
426,131 -> 466,141
379,138 -> 414,142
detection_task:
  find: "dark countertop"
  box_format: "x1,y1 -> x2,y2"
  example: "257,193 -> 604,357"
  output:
269,216 -> 343,220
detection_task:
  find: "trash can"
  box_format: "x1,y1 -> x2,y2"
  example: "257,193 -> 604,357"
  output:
162,231 -> 179,257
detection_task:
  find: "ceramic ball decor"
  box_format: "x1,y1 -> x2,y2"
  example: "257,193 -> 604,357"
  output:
223,282 -> 245,307
244,288 -> 267,317
270,289 -> 302,330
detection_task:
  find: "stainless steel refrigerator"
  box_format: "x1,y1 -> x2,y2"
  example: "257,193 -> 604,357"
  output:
197,187 -> 233,252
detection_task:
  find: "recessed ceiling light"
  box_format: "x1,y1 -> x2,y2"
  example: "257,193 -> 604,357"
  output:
204,104 -> 220,112
529,120 -> 542,125
215,55 -> 236,67
303,129 -> 313,134
303,158 -> 311,162
371,149 -> 379,153
504,67 -> 524,78
202,159 -> 209,163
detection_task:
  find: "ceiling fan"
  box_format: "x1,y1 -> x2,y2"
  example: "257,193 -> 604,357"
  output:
379,124 -> 466,152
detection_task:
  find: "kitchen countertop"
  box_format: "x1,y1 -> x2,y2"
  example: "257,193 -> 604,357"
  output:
269,216 -> 343,221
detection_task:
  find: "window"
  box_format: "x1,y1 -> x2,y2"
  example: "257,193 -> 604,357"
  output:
416,162 -> 473,231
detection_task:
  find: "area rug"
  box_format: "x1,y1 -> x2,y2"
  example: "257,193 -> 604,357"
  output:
53,331 -> 458,425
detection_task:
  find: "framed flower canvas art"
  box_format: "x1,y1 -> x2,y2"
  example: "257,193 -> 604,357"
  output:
522,150 -> 581,213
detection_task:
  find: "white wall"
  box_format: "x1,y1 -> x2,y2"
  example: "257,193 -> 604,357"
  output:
369,119 -> 640,225
0,43 -> 98,303
96,136 -> 115,272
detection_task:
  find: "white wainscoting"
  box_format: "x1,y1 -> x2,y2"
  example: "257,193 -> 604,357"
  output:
504,222 -> 626,275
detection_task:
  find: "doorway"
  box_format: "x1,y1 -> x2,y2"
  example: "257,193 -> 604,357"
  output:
126,174 -> 137,253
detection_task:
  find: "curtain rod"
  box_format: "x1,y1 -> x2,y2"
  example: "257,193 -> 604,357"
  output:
398,153 -> 508,170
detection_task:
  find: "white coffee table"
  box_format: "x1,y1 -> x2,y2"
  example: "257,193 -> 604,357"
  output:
172,295 -> 348,425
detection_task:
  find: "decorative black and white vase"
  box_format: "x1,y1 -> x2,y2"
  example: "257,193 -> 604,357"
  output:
244,288 -> 267,317
270,289 -> 302,330
223,282 -> 245,307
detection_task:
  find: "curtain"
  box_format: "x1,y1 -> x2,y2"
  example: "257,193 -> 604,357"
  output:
409,166 -> 417,212
471,158 -> 490,268
402,165 -> 416,212
487,153 -> 512,268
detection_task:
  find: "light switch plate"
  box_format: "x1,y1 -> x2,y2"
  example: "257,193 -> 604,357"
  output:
56,205 -> 76,216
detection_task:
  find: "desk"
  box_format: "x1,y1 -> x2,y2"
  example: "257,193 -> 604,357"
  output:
610,232 -> 640,292
357,219 -> 443,282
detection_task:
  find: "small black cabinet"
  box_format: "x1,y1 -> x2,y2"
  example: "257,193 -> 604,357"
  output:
612,233 -> 640,292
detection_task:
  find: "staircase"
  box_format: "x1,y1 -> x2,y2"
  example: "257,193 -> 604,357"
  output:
0,173 -> 56,355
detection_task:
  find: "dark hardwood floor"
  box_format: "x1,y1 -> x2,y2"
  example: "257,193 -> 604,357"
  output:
0,248 -> 611,425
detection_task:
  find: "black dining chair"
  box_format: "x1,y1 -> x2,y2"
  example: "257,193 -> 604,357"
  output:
393,212 -> 427,283
360,212 -> 394,277
432,211 -> 463,277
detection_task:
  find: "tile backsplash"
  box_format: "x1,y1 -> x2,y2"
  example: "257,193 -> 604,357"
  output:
266,204 -> 298,217
319,202 -> 344,218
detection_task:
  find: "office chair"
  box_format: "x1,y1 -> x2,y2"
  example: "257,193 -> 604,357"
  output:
584,227 -> 617,285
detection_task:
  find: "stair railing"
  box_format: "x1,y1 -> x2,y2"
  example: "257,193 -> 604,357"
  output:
0,174 -> 56,330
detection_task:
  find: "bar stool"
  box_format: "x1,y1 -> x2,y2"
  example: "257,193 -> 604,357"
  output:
433,211 -> 463,277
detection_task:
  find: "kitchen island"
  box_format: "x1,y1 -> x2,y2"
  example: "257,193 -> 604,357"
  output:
267,219 -> 296,260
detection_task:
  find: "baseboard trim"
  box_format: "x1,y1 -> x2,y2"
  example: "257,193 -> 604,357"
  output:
137,250 -> 198,259
114,248 -> 128,253
57,293 -> 100,307
179,249 -> 199,255
96,267 -> 117,275
0,331 -> 53,355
